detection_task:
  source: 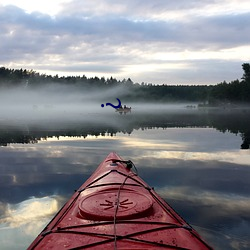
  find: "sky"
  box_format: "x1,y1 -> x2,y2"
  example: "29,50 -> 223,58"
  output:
0,0 -> 250,85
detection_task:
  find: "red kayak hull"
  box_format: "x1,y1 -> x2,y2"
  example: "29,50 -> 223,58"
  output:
28,152 -> 213,249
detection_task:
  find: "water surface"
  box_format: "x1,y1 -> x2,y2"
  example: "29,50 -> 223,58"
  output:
0,106 -> 250,249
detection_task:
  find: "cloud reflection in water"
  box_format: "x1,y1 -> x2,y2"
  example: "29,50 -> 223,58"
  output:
0,196 -> 61,250
0,127 -> 250,249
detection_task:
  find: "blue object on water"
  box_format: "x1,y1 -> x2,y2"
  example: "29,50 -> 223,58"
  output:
101,98 -> 121,109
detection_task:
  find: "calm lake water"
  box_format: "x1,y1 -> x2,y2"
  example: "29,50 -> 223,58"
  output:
0,105 -> 250,249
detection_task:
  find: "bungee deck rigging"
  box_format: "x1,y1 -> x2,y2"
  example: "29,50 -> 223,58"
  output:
28,152 -> 213,250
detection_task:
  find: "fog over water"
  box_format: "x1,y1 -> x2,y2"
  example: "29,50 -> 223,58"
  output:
1,84 -> 250,149
0,85 -> 250,249
0,85 -> 196,124
0,85 -> 117,120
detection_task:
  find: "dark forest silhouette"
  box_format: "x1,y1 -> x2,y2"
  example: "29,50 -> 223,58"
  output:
0,63 -> 250,148
0,63 -> 250,104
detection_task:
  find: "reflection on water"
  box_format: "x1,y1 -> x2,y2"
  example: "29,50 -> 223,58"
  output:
0,106 -> 250,149
0,107 -> 250,249
0,196 -> 63,250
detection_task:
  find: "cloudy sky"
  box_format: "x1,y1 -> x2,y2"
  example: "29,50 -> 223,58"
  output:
0,0 -> 250,85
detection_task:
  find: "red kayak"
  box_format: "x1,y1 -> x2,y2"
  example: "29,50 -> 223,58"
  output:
28,152 -> 213,249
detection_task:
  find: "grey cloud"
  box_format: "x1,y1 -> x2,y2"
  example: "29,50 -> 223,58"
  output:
60,0 -> 215,18
42,64 -> 121,74
184,13 -> 250,49
0,2 -> 249,84
1,4 -> 249,50
133,59 -> 244,85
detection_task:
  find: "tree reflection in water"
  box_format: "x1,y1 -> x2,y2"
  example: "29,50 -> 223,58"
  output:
0,108 -> 249,149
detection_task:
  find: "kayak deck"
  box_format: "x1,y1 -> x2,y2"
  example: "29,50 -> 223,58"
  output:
28,152 -> 213,249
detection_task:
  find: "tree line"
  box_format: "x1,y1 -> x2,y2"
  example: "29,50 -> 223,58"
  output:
208,63 -> 250,105
0,63 -> 249,104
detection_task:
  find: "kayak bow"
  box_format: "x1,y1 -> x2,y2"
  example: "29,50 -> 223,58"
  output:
28,152 -> 213,249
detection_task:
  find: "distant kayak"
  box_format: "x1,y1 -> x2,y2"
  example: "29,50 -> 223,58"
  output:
28,152 -> 213,249
116,106 -> 132,113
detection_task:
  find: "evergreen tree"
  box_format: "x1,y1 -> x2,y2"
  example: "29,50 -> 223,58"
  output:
242,63 -> 250,83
